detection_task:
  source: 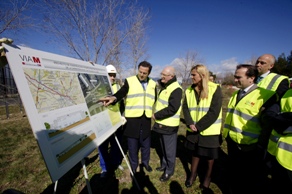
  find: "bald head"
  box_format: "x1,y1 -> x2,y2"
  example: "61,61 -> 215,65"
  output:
255,54 -> 276,75
164,66 -> 175,76
160,66 -> 175,84
260,54 -> 275,64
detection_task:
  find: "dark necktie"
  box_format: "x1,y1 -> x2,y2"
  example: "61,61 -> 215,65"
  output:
237,90 -> 246,103
256,76 -> 263,84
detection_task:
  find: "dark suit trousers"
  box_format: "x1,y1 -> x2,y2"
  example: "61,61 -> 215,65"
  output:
127,129 -> 151,172
226,135 -> 266,194
159,133 -> 177,175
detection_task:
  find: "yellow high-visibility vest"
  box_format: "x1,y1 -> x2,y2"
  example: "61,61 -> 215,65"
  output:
223,88 -> 275,144
257,73 -> 289,92
185,82 -> 222,136
112,82 -> 120,93
269,89 -> 292,171
125,76 -> 156,118
155,81 -> 182,127
276,135 -> 292,171
109,83 -> 121,111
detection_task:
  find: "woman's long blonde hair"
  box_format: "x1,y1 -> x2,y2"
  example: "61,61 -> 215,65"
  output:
191,64 -> 210,99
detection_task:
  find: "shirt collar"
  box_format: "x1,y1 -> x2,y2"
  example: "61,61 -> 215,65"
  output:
260,71 -> 270,78
243,84 -> 254,93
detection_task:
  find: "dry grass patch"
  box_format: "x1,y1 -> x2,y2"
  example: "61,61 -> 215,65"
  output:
1,86 -> 236,193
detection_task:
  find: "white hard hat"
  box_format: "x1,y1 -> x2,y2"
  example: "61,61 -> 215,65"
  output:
106,64 -> 117,73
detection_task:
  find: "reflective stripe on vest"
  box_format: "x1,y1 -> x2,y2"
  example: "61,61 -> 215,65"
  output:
276,136 -> 292,171
267,130 -> 281,156
155,81 -> 182,127
271,89 -> 292,170
257,73 -> 289,92
268,89 -> 292,156
110,83 -> 121,110
223,87 -> 275,144
125,76 -> 156,118
185,82 -> 222,136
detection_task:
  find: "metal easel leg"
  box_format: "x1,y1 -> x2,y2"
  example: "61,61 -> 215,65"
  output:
81,159 -> 93,194
53,180 -> 58,194
114,133 -> 141,191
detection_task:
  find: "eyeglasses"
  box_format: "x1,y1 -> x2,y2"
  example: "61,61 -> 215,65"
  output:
108,73 -> 116,78
256,61 -> 267,65
160,73 -> 171,77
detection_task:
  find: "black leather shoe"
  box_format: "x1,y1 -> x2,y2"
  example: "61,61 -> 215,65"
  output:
156,166 -> 165,171
159,173 -> 172,182
144,165 -> 153,172
199,184 -> 211,194
100,171 -> 108,178
185,179 -> 193,188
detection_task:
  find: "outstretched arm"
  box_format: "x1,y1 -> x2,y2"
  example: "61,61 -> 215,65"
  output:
99,79 -> 129,106
98,96 -> 117,106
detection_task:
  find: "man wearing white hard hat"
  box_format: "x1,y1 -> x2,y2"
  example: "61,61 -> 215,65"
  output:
99,61 -> 157,175
98,64 -> 125,178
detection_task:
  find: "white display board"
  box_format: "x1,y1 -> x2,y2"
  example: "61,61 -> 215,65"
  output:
4,44 -> 123,182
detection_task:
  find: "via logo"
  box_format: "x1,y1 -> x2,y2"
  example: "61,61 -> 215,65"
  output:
19,55 -> 41,66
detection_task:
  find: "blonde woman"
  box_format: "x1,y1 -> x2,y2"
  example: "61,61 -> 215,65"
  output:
183,64 -> 222,191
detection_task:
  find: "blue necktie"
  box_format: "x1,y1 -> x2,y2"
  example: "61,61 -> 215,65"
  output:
257,76 -> 263,84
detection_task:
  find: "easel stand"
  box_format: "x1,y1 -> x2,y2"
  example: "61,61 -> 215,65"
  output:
53,132 -> 141,193
81,159 -> 93,194
114,133 -> 141,191
53,159 -> 93,194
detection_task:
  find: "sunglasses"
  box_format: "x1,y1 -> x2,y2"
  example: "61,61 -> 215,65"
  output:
108,73 -> 116,78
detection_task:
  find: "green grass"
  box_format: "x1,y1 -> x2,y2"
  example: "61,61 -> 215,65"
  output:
0,86 -> 236,194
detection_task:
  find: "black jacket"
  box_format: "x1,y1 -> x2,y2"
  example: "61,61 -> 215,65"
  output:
113,76 -> 157,139
263,98 -> 292,135
272,75 -> 289,99
152,76 -> 183,135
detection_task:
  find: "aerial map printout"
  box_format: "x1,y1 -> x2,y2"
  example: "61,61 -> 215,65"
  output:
4,44 -> 123,182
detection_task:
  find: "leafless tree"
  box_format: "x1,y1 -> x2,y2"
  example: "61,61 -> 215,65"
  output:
250,55 -> 258,65
126,8 -> 150,74
0,0 -> 35,98
244,55 -> 258,65
105,28 -> 124,83
222,72 -> 235,85
0,0 -> 34,35
37,0 -> 150,76
173,50 -> 202,85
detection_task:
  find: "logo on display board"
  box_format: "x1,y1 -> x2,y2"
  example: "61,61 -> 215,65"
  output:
19,55 -> 41,66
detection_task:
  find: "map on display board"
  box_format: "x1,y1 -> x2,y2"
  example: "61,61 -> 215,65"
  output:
4,43 -> 123,182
